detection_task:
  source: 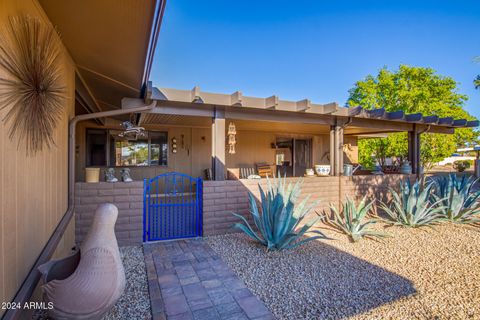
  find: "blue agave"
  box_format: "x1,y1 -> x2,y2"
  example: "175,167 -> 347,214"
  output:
327,196 -> 388,242
379,178 -> 445,227
432,174 -> 480,223
231,176 -> 327,251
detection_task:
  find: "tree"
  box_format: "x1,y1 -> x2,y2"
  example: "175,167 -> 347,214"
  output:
348,65 -> 477,169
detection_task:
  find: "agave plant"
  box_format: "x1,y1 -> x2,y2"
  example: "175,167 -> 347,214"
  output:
326,196 -> 388,242
379,179 -> 445,227
432,174 -> 480,223
231,176 -> 327,251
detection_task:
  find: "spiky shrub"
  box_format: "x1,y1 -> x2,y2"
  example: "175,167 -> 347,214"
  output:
326,196 -> 388,242
231,176 -> 327,251
432,174 -> 480,223
379,179 -> 445,227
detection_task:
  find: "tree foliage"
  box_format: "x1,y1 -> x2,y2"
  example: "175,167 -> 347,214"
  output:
347,65 -> 477,169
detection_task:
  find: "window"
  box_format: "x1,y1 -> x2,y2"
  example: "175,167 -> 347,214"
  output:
149,132 -> 168,165
86,129 -> 107,166
86,129 -> 168,167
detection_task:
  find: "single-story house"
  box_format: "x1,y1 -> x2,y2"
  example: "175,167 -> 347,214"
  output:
0,0 -> 477,318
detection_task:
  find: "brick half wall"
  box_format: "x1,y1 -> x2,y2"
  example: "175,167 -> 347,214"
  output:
203,175 -> 416,235
75,181 -> 143,246
75,175 -> 417,244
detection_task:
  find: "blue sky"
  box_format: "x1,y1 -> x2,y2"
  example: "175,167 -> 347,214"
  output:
150,0 -> 480,118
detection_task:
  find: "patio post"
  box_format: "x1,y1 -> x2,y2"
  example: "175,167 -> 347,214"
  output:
332,124 -> 344,176
408,124 -> 420,174
329,125 -> 335,176
212,107 -> 226,180
338,125 -> 344,175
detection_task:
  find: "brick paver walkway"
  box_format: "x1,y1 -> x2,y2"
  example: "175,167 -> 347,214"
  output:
144,239 -> 274,320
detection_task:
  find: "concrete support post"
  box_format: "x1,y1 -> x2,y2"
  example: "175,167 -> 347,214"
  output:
212,108 -> 226,180
408,124 -> 420,175
332,125 -> 344,176
338,126 -> 344,175
329,126 -> 335,176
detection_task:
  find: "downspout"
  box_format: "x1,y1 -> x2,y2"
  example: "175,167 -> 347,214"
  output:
68,100 -> 157,204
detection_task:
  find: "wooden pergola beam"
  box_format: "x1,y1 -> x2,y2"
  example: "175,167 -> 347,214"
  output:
422,115 -> 439,124
405,113 -> 423,122
387,110 -> 405,120
439,117 -> 454,125
152,89 -> 477,133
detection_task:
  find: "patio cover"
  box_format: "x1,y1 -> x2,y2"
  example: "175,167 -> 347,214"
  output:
137,86 -> 478,135
39,0 -> 165,115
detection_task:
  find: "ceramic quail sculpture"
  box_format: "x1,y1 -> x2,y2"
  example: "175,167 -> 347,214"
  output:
104,168 -> 118,182
38,204 -> 126,320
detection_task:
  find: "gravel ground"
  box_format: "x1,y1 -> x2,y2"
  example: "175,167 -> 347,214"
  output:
103,246 -> 151,320
206,224 -> 480,319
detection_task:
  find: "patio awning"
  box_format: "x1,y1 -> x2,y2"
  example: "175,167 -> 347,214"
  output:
39,0 -> 166,113
146,86 -> 479,133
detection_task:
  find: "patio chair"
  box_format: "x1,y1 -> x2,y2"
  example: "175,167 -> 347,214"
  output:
256,163 -> 273,178
240,167 -> 256,179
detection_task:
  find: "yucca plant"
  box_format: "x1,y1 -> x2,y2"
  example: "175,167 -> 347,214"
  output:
432,174 -> 480,223
379,179 -> 445,227
325,196 -> 388,242
231,176 -> 327,251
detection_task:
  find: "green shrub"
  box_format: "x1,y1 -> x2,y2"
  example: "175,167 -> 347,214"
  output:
231,176 -> 328,251
326,196 -> 388,242
453,160 -> 472,172
379,179 -> 445,227
432,174 -> 480,223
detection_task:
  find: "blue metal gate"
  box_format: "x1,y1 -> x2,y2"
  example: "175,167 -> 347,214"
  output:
143,172 -> 203,241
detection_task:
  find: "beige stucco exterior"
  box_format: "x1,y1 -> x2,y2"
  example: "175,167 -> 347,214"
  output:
75,120 -> 358,181
0,0 -> 76,313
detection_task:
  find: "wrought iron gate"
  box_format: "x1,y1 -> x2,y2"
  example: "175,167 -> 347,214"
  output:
143,172 -> 203,241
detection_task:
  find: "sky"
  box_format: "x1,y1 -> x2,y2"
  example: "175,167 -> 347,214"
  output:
150,0 -> 480,119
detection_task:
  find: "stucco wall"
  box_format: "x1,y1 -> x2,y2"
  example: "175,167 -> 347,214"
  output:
75,121 -> 212,181
76,124 -> 359,182
0,0 -> 76,311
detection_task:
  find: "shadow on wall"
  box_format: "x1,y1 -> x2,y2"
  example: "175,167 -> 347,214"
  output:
209,234 -> 417,319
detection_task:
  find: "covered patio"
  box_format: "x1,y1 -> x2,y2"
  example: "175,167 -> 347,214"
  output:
79,85 -> 477,182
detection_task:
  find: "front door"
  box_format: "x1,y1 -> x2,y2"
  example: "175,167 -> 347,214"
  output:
294,139 -> 312,177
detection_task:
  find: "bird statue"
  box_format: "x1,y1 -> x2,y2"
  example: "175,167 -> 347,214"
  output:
38,203 -> 125,319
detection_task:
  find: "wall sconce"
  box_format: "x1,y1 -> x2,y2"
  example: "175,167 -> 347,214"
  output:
171,137 -> 177,154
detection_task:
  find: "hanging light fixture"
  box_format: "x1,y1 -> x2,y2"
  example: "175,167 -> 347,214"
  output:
118,121 -> 147,140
